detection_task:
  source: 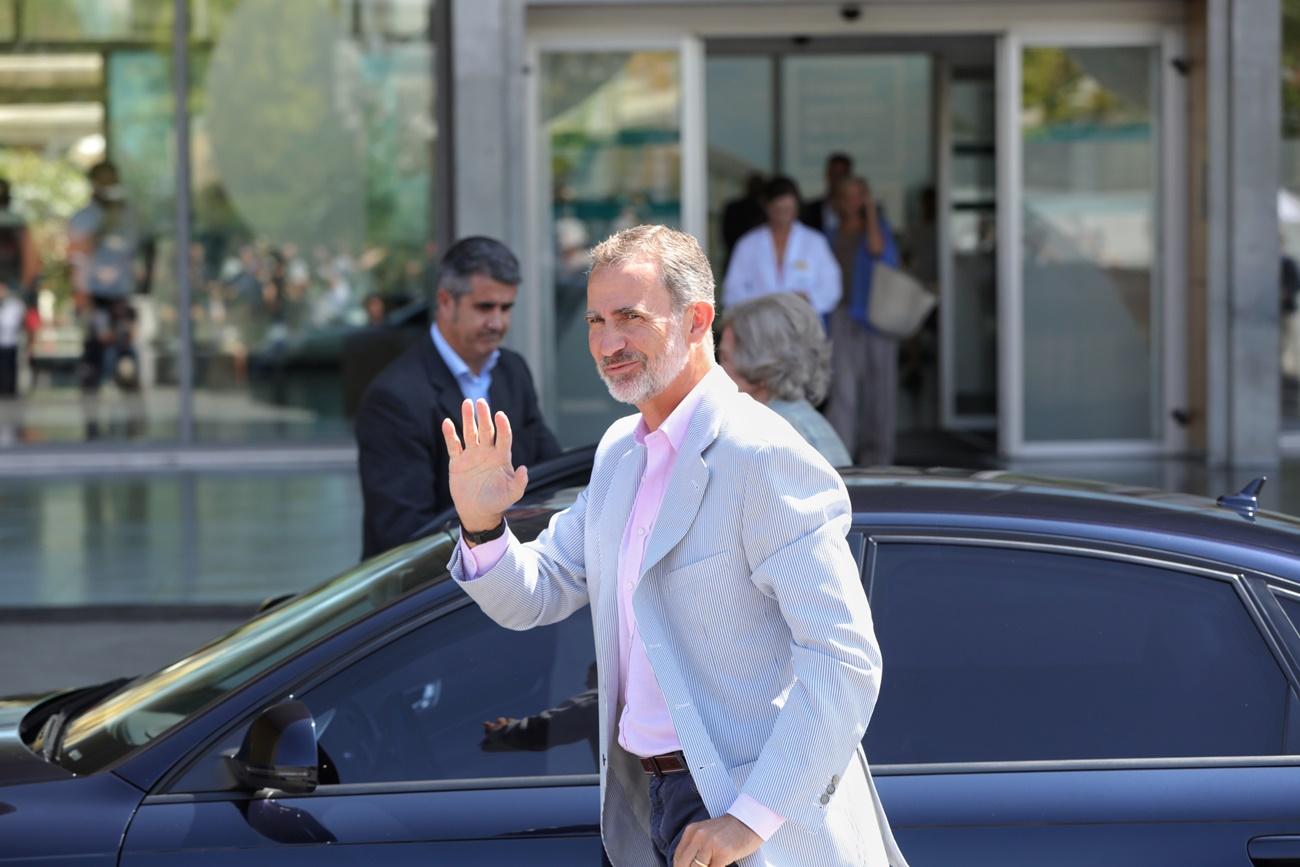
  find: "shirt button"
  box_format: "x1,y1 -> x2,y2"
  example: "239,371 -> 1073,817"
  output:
637,527 -> 646,536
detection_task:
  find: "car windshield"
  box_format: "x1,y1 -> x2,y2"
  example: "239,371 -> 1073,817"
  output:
53,531 -> 457,775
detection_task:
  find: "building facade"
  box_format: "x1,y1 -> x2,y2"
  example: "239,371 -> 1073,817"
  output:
0,0 -> 1286,468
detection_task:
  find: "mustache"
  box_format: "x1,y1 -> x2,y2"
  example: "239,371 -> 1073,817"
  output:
477,329 -> 504,340
601,350 -> 646,371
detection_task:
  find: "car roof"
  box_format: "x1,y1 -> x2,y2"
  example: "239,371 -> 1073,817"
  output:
512,464 -> 1300,561
838,467 -> 1300,553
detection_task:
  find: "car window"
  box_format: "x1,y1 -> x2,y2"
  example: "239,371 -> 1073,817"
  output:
173,602 -> 598,792
55,532 -> 459,775
1273,592 -> 1300,641
863,541 -> 1291,765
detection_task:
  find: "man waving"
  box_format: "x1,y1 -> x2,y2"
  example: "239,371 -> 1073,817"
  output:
442,225 -> 906,867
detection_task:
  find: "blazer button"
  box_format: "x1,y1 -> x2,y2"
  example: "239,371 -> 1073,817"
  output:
827,784 -> 836,795
819,794 -> 830,805
832,775 -> 840,784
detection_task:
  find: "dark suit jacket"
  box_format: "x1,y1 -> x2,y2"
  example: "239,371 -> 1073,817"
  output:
800,197 -> 830,233
356,336 -> 561,559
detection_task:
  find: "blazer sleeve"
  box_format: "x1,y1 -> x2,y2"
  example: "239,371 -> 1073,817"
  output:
449,485 -> 591,631
735,442 -> 882,832
356,386 -> 441,557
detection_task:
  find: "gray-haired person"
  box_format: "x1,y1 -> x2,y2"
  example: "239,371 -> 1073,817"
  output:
718,293 -> 852,468
355,236 -> 560,559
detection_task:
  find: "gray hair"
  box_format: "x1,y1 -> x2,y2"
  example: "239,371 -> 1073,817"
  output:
721,293 -> 831,403
589,224 -> 714,311
438,236 -> 521,298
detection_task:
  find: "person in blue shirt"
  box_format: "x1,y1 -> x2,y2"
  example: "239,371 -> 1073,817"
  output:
356,237 -> 560,559
825,176 -> 902,467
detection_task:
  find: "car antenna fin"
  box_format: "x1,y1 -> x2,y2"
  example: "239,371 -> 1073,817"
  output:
1216,476 -> 1267,520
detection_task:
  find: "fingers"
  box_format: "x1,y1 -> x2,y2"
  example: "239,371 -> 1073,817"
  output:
495,410 -> 514,456
461,399 -> 476,446
674,825 -> 703,867
441,417 -> 462,457
511,464 -> 529,500
475,398 -> 495,447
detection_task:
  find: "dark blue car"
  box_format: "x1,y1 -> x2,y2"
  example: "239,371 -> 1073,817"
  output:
5,460 -> 1300,866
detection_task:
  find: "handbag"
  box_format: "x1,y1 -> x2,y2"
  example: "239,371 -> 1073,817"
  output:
867,261 -> 936,339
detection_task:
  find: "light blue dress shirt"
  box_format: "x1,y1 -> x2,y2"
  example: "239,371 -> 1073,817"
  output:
430,322 -> 500,404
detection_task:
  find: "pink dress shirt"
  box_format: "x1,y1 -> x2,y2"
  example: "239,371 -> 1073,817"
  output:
460,368 -> 784,841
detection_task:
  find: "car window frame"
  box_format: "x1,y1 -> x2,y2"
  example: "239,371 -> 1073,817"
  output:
151,593 -> 601,804
859,528 -> 1300,777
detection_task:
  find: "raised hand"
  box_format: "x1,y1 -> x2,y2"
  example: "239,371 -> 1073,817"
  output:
441,398 -> 529,534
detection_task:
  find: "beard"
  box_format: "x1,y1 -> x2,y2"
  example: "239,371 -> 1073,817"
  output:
598,323 -> 689,406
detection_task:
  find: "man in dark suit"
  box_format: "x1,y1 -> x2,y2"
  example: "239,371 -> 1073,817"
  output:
356,236 -> 560,559
800,152 -> 853,235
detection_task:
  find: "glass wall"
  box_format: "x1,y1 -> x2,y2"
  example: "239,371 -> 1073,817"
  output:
1020,45 -> 1161,443
540,49 -> 682,447
0,0 -> 443,448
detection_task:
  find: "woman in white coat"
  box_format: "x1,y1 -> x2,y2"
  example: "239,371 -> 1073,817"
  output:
722,175 -> 842,317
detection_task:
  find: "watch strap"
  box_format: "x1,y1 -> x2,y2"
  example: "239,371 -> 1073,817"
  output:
460,519 -> 506,545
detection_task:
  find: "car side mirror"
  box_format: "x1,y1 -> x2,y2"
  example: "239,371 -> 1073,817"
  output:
225,701 -> 319,795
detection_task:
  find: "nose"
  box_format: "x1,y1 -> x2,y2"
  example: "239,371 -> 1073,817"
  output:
594,327 -> 626,359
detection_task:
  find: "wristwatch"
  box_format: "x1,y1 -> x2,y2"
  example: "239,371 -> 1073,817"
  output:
460,519 -> 506,545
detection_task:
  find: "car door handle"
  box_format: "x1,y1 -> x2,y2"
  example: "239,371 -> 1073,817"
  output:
1249,835 -> 1300,865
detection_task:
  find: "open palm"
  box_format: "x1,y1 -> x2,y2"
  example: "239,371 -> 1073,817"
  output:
441,398 -> 529,532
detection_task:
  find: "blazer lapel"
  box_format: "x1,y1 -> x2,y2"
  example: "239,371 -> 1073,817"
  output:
595,440 -> 643,738
421,338 -> 468,427
638,379 -> 727,580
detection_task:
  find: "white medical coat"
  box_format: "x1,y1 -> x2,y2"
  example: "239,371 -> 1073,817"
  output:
722,222 -> 842,315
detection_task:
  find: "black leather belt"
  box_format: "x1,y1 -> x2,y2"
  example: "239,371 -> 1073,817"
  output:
639,750 -> 689,776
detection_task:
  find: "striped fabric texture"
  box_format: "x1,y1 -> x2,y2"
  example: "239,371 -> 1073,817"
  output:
450,369 -> 907,867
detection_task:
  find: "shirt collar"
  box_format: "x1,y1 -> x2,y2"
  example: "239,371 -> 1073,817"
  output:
633,365 -> 731,451
431,322 -> 499,380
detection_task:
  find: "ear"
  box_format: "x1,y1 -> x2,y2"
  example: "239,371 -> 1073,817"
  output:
686,301 -> 715,342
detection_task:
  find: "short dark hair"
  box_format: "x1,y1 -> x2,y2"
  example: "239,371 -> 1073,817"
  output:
827,152 -> 853,170
438,236 -> 521,298
763,175 -> 802,206
88,160 -> 119,185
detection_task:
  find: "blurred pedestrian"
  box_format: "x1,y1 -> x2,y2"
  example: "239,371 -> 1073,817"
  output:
723,175 -> 841,317
0,178 -> 39,397
825,176 -> 903,466
355,236 -> 561,559
0,281 -> 22,397
718,293 -> 851,467
719,172 -> 767,268
0,179 -> 39,304
68,162 -> 142,398
800,152 -> 853,235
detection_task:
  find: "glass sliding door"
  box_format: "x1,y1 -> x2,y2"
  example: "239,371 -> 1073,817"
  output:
942,63 -> 998,430
1000,30 -> 1182,456
535,45 -> 687,447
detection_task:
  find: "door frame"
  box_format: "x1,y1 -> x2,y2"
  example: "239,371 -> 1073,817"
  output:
523,33 -> 705,419
996,24 -> 1188,459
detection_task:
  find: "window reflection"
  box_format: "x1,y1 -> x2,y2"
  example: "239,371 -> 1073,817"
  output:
0,0 -> 442,446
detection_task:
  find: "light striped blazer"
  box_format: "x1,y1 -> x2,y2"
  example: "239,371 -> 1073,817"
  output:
450,367 -> 907,867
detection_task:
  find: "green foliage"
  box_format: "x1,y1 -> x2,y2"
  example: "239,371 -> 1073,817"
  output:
1283,0 -> 1300,137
